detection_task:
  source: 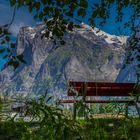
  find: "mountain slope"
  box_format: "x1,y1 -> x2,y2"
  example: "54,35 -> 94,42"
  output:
116,23 -> 140,83
0,24 -> 126,95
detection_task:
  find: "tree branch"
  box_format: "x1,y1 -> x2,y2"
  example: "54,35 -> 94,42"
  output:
0,6 -> 16,38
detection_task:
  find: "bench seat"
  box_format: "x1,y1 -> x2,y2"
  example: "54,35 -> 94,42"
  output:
61,81 -> 140,119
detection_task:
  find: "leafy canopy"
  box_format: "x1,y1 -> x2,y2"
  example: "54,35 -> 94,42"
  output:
0,0 -> 140,69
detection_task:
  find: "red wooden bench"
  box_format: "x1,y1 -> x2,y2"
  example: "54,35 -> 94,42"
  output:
61,81 -> 140,119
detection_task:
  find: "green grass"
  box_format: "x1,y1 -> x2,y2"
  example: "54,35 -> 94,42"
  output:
0,117 -> 140,140
1,97 -> 140,140
78,118 -> 140,140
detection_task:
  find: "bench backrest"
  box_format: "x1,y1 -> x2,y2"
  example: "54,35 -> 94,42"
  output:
68,81 -> 137,96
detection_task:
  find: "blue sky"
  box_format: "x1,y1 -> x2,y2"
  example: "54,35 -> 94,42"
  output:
0,0 -> 36,68
0,0 -> 136,36
0,0 -> 36,36
0,0 -> 139,69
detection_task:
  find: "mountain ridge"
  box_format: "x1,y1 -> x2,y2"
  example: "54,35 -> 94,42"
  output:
0,24 -> 127,95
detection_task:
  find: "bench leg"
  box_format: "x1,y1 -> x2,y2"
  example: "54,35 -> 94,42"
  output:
135,103 -> 140,117
125,104 -> 129,118
73,103 -> 77,120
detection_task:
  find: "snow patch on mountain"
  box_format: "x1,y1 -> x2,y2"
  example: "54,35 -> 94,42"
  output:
79,23 -> 128,45
116,23 -> 140,83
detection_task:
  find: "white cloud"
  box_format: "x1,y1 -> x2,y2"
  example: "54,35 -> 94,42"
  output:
9,22 -> 25,36
0,2 -> 36,36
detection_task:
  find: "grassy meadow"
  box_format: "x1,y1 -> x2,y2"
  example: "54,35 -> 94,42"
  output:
0,96 -> 140,140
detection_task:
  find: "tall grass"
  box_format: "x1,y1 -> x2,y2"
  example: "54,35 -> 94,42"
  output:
0,94 -> 140,140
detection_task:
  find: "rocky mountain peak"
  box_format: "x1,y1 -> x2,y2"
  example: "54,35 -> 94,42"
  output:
0,24 -> 127,95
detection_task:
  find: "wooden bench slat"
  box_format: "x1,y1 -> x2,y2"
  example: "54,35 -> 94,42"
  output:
68,82 -> 137,96
69,86 -> 135,89
62,81 -> 139,102
68,90 -> 135,96
61,100 -> 140,103
68,89 -> 136,96
69,81 -> 135,87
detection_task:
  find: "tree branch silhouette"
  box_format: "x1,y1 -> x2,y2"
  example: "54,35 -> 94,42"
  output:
0,6 -> 16,38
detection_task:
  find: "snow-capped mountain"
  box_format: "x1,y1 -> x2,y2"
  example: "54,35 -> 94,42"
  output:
116,23 -> 140,83
0,24 -> 127,95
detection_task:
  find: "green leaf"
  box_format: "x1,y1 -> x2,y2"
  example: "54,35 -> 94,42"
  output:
18,0 -> 24,7
5,36 -> 10,42
92,9 -> 98,18
46,0 -> 52,5
35,2 -> 41,11
7,48 -> 11,53
10,0 -> 16,6
3,29 -> 8,34
46,96 -> 52,103
99,7 -> 105,18
43,7 -> 49,15
67,22 -> 73,31
16,54 -> 23,60
3,55 -> 9,59
19,59 -> 26,64
79,0 -> 88,8
52,27 -> 64,37
90,21 -> 96,28
29,3 -> 34,13
0,28 -> 2,34
41,0 -> 47,4
1,40 -> 5,44
8,59 -> 20,69
138,64 -> 140,68
66,11 -> 73,17
10,43 -> 16,48
0,48 -> 6,54
124,0 -> 129,6
60,40 -> 65,45
106,0 -> 115,4
74,24 -> 81,28
17,54 -> 26,64
136,55 -> 140,61
25,0 -> 31,5
69,3 -> 77,11
77,8 -> 86,17
34,14 -> 38,19
39,12 -> 44,20
44,31 -> 50,38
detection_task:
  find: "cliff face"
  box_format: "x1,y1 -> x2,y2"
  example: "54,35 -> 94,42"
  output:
116,23 -> 140,83
0,24 -> 126,95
